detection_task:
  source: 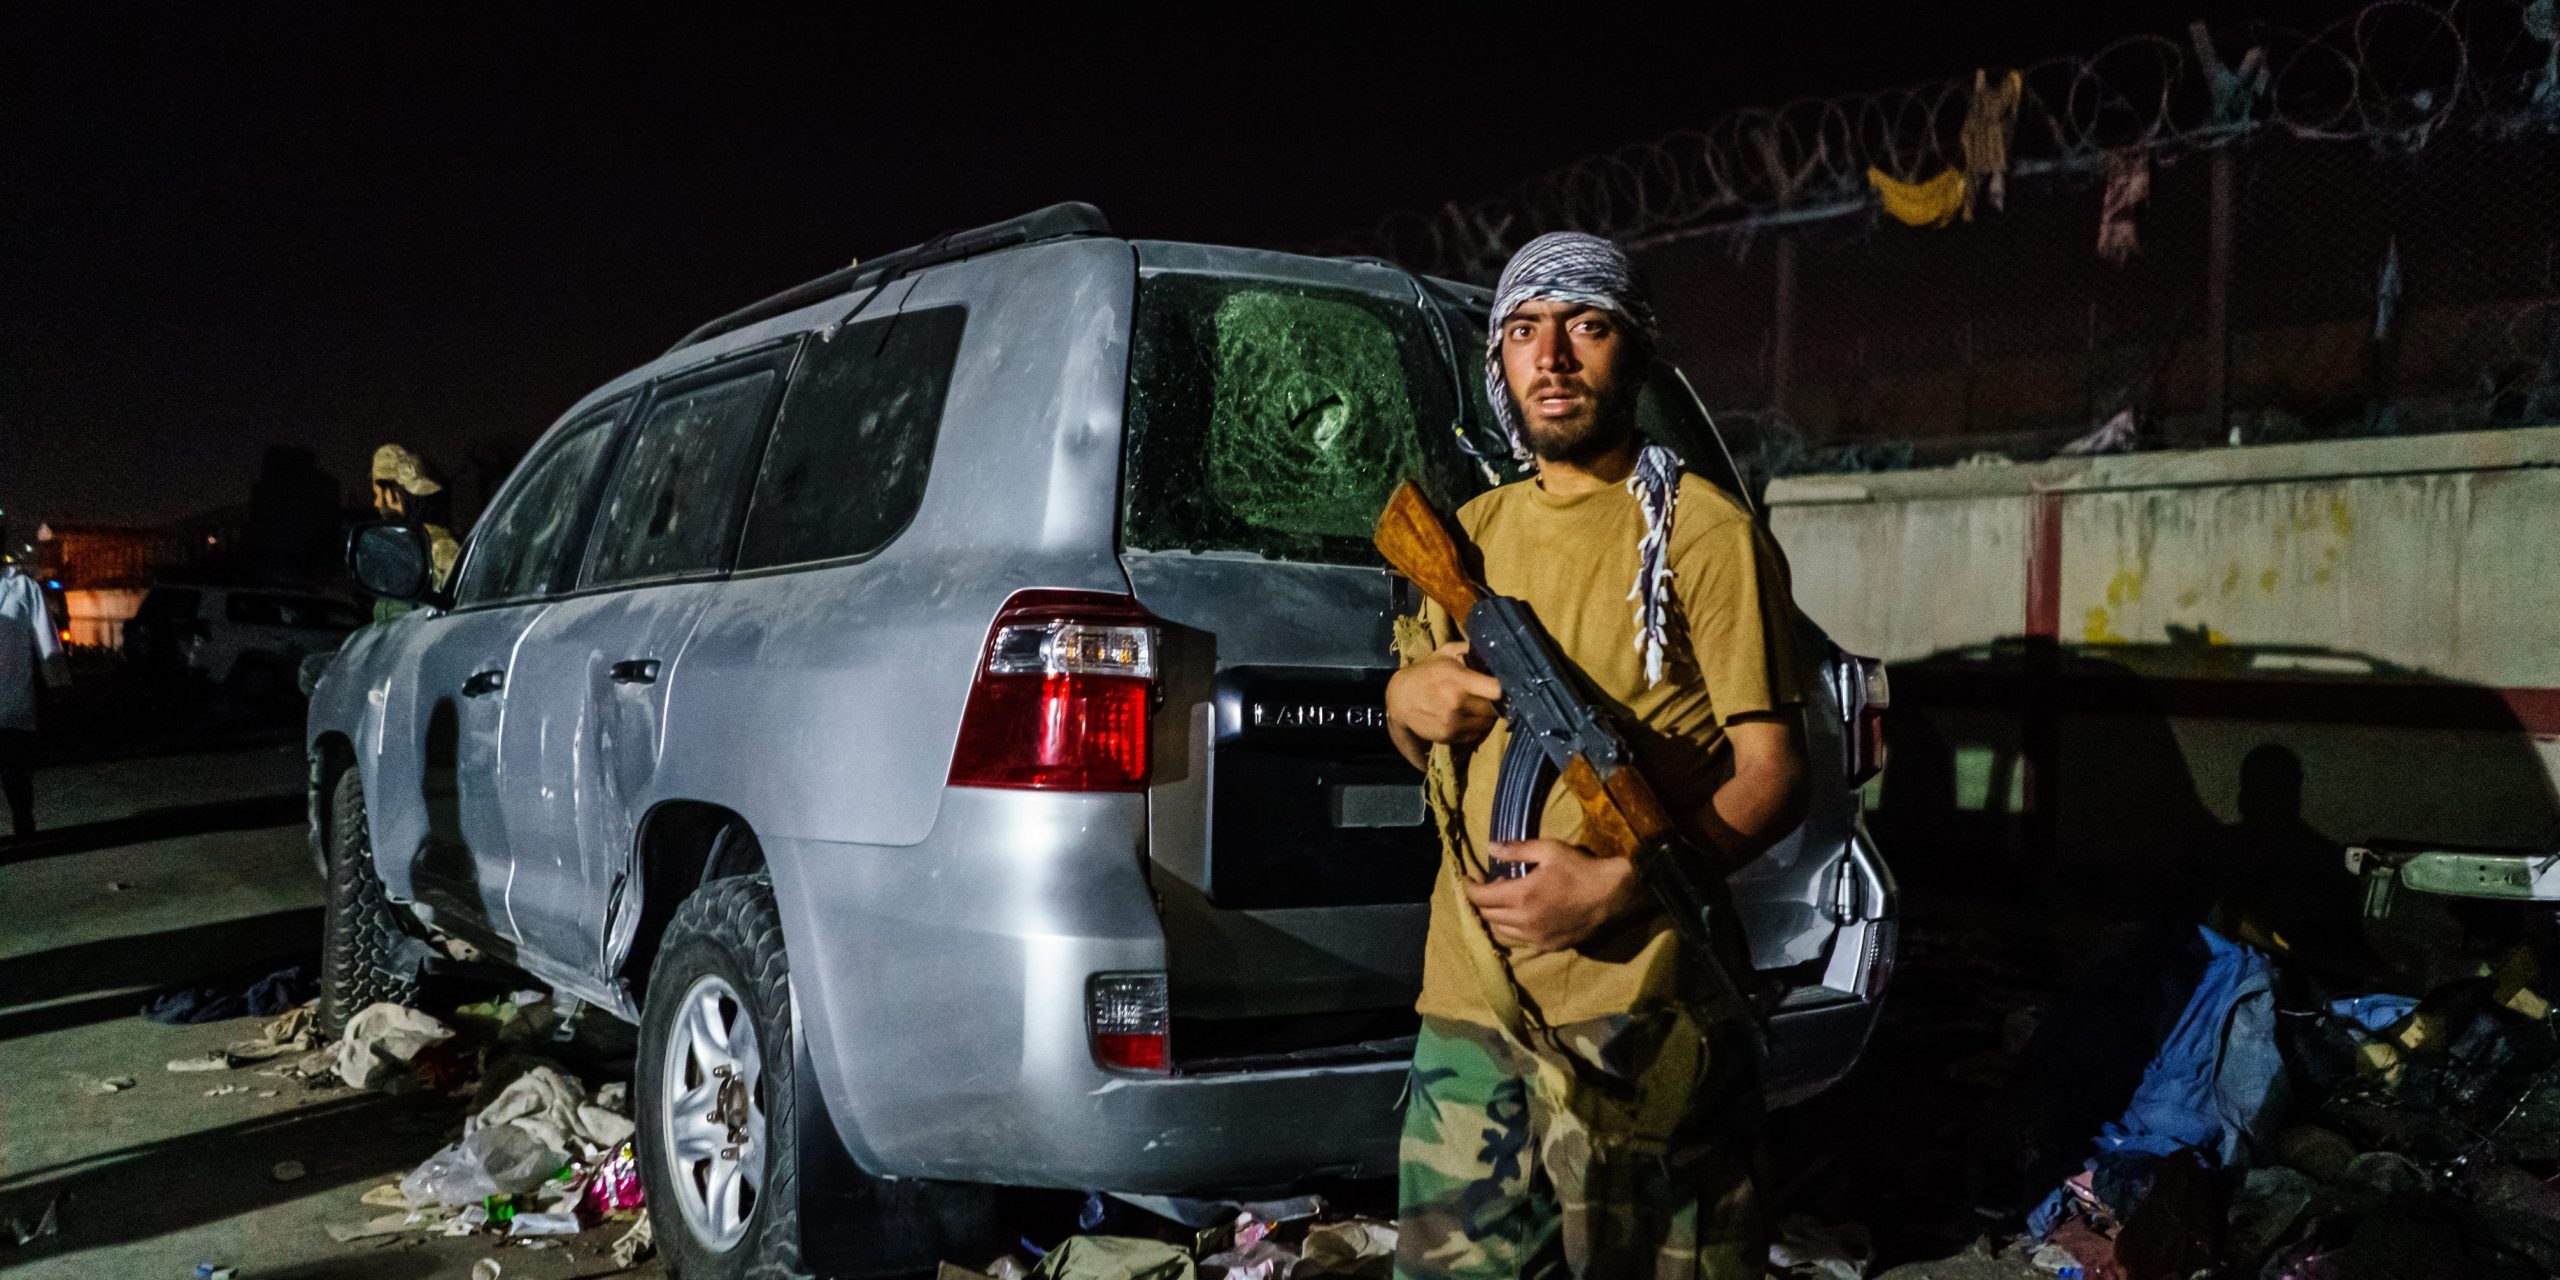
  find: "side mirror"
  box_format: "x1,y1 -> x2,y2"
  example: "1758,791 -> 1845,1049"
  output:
348,521 -> 439,605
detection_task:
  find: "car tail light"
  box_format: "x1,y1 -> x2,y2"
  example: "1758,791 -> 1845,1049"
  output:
1841,654 -> 1890,786
1087,972 -> 1170,1072
948,590 -> 1158,792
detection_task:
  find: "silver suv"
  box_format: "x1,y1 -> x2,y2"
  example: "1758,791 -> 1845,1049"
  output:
309,204 -> 1897,1279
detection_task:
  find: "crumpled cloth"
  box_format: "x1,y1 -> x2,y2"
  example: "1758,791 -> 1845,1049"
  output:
143,964 -> 317,1025
468,1063 -> 636,1154
1296,1220 -> 1396,1279
1868,167 -> 1969,229
335,1002 -> 456,1089
2098,148 -> 2150,265
1029,1236 -> 1196,1280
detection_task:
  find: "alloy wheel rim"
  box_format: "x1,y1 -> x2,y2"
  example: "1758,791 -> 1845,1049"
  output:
659,972 -> 767,1251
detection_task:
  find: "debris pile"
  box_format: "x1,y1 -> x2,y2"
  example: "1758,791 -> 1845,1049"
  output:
1853,906 -> 2560,1280
943,1197 -> 1398,1280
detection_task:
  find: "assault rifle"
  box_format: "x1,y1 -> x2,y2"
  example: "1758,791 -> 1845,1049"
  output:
1373,480 -> 1683,878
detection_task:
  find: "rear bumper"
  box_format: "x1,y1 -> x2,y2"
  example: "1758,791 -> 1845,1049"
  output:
763,787 -> 1401,1194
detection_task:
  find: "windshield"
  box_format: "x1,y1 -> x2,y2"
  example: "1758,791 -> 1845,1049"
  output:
1121,273 -> 1495,563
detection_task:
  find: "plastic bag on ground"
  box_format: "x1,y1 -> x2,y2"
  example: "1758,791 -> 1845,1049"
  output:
399,1124 -> 570,1208
1030,1236 -> 1198,1280
336,1003 -> 456,1090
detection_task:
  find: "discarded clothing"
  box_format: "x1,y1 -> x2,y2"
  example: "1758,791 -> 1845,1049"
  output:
2326,993 -> 2420,1033
1869,167 -> 1969,229
467,1063 -> 635,1155
2097,149 -> 2149,265
1296,1219 -> 1396,1279
1960,69 -> 2024,214
1027,1235 -> 1197,1280
143,964 -> 316,1025
335,1002 -> 456,1090
2099,926 -> 2283,1164
2031,927 -> 2283,1236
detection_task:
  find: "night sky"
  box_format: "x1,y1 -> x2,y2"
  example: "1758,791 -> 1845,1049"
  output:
3,3 -> 2351,532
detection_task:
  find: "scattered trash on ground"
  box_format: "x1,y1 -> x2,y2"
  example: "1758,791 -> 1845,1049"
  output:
270,1159 -> 307,1183
334,1001 -> 457,1090
941,1200 -> 1398,1280
166,1051 -> 233,1073
3,1193 -> 62,1248
1812,889 -> 2560,1280
609,1212 -> 654,1268
87,1075 -> 135,1095
193,1264 -> 238,1280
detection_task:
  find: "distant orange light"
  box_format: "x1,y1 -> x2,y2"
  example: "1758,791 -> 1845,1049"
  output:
58,629 -> 71,642
206,535 -> 218,545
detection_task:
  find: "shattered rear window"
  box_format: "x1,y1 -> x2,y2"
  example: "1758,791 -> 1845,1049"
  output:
1121,274 -> 1489,563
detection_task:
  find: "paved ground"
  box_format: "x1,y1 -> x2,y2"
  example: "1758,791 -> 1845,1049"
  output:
0,740 -> 666,1279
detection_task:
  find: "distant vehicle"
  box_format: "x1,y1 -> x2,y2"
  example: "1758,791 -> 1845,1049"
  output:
306,204 -> 1897,1279
126,584 -> 365,695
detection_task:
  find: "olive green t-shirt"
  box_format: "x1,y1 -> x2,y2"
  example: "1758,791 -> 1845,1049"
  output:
1409,471 -> 1805,1028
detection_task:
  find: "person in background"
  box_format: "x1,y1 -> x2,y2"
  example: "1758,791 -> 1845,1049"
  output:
0,541 -> 70,838
368,444 -> 461,623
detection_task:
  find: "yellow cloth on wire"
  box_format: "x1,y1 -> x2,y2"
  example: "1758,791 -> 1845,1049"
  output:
1866,166 -> 1968,229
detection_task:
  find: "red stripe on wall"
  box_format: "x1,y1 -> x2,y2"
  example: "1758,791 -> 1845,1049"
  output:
2024,491 -> 2063,639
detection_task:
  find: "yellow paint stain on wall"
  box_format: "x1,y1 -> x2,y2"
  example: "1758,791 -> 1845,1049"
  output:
2315,566 -> 2335,584
2178,589 -> 2202,609
2221,563 -> 2241,597
2207,627 -> 2229,644
2260,568 -> 2280,595
2083,607 -> 2127,644
2105,569 -> 2145,607
2329,498 -> 2355,539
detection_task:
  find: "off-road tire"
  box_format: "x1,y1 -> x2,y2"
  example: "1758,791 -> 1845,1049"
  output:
317,768 -> 423,1037
637,874 -> 807,1280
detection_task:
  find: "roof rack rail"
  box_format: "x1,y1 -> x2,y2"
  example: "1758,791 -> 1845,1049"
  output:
666,202 -> 1112,354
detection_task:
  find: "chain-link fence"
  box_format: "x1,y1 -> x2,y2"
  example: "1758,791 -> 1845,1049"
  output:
1328,1 -> 2560,483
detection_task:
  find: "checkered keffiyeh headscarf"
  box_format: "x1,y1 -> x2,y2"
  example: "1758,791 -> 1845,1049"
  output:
1487,232 -> 1685,687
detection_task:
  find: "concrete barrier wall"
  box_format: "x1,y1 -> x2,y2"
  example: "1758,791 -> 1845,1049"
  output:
1767,426 -> 2560,880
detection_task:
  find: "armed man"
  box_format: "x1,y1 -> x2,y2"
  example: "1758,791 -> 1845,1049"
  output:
1382,232 -> 1810,1280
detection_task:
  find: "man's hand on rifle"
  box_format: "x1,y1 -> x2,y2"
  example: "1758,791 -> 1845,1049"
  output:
1385,642 -> 1502,768
1464,837 -> 1645,953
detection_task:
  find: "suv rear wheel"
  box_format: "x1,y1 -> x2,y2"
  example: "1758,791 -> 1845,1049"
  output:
636,874 -> 806,1279
318,769 -> 425,1036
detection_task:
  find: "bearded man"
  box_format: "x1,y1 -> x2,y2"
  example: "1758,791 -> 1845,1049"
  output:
1383,232 -> 1809,1279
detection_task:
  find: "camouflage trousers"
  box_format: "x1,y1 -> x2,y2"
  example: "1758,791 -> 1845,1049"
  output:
1395,1011 -> 1765,1280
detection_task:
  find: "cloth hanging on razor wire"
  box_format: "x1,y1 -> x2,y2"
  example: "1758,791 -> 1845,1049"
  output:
1867,167 -> 1968,229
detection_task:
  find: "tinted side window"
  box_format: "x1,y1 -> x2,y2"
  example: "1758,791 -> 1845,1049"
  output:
455,409 -> 623,606
138,589 -> 201,622
737,306 -> 965,571
586,370 -> 779,588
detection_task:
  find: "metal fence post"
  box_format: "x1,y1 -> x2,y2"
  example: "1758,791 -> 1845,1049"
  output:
2207,146 -> 2235,443
1772,234 -> 1798,420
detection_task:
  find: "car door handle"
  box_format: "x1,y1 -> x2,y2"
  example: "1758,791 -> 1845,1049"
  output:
461,669 -> 505,697
609,658 -> 661,685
